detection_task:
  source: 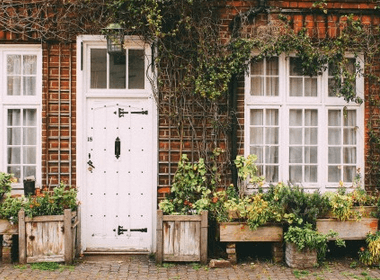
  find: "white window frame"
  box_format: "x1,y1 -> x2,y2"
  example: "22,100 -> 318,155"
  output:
245,54 -> 364,192
0,45 -> 42,192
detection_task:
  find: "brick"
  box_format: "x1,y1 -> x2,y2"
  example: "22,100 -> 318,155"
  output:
209,259 -> 232,268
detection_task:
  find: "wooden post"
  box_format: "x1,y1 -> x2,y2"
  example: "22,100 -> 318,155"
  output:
18,209 -> 26,264
156,210 -> 163,264
200,211 -> 208,265
76,205 -> 81,257
64,209 -> 73,265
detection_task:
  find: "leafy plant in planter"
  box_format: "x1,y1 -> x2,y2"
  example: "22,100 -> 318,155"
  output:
265,183 -> 330,227
159,154 -> 211,215
284,224 -> 345,260
359,231 -> 380,266
0,182 -> 78,223
0,172 -> 14,198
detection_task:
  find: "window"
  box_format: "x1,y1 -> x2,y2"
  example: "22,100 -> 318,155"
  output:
90,48 -> 145,90
0,46 -> 42,190
245,54 -> 363,191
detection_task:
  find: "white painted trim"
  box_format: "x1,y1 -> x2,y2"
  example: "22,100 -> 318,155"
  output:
76,35 -> 158,253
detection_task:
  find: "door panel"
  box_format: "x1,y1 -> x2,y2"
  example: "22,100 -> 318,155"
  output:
85,99 -> 153,250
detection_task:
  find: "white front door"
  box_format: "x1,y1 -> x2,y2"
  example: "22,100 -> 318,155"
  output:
85,98 -> 153,251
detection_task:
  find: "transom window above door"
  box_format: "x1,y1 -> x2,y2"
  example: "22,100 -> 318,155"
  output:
245,54 -> 364,191
90,48 -> 145,89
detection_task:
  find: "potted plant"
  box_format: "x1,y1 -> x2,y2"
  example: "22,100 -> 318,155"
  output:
0,182 -> 79,264
217,155 -> 285,263
157,154 -> 210,264
284,224 -> 345,268
316,175 -> 379,240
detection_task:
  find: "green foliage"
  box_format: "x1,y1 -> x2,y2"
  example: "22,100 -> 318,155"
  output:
30,262 -> 60,271
0,182 -> 78,223
359,231 -> 380,266
265,183 -> 330,227
284,224 -> 345,260
0,172 -> 14,197
159,154 -> 211,215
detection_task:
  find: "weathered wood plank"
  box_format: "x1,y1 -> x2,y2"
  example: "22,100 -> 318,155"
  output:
219,222 -> 283,242
200,211 -> 208,264
156,210 -> 163,264
18,209 -> 26,264
24,215 -> 64,222
27,255 -> 65,263
64,209 -> 73,264
316,218 -> 378,240
162,215 -> 202,222
163,255 -> 200,262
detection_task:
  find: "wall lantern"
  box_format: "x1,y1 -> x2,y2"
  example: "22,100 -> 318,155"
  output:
103,23 -> 124,54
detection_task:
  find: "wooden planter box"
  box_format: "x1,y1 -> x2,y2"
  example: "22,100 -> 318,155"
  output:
18,208 -> 80,264
156,210 -> 208,264
285,243 -> 317,268
219,222 -> 283,263
316,218 -> 378,240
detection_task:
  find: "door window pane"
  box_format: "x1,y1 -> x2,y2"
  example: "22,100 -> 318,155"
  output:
110,52 -> 126,89
128,49 -> 145,89
91,49 -> 107,88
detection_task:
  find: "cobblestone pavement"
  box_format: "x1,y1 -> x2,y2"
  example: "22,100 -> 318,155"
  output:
0,255 -> 380,280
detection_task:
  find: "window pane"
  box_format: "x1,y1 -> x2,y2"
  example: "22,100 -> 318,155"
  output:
128,49 -> 145,89
289,110 -> 302,126
23,55 -> 37,75
251,77 -> 263,96
265,146 -> 278,163
328,147 -> 341,164
343,128 -> 356,145
7,128 -> 21,145
23,147 -> 36,164
305,110 -> 318,126
289,78 -> 302,96
266,109 -> 278,125
304,78 -> 317,97
7,147 -> 20,164
23,76 -> 36,96
304,147 -> 317,163
289,147 -> 302,163
251,59 -> 263,75
250,147 -> 263,163
23,109 -> 37,126
305,128 -> 318,145
250,109 -> 263,125
328,110 -> 341,126
7,166 -> 20,182
7,76 -> 21,96
289,128 -> 302,144
328,166 -> 340,182
289,165 -> 302,183
250,128 -> 263,144
305,166 -> 317,182
23,166 -> 36,178
7,55 -> 21,74
344,110 -> 356,126
266,166 -> 278,182
343,166 -> 356,182
266,57 -> 279,75
109,52 -> 126,89
266,127 -> 278,144
290,57 -> 303,76
266,77 -> 279,96
8,109 -> 20,125
343,147 -> 356,164
90,49 -> 107,88
328,128 -> 341,145
23,128 -> 37,145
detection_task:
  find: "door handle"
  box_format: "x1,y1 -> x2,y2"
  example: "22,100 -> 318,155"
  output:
115,137 -> 121,159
